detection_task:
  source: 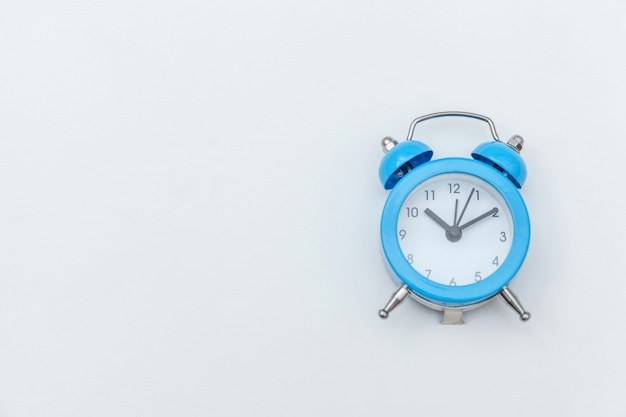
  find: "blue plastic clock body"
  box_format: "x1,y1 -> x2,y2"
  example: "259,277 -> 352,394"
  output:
378,125 -> 531,314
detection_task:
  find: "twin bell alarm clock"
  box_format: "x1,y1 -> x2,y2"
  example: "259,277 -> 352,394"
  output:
377,112 -> 531,324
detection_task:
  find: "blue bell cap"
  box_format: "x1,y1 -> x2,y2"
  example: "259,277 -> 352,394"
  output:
379,140 -> 433,189
471,141 -> 527,188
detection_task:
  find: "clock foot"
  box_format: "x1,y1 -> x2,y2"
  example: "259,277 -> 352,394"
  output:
441,308 -> 464,325
500,286 -> 531,322
378,285 -> 410,319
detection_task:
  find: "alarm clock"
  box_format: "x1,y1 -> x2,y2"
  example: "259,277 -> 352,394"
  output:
377,112 -> 531,324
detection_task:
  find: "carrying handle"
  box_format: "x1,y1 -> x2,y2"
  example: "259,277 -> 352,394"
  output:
406,111 -> 501,142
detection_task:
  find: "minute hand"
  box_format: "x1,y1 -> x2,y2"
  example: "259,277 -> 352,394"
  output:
459,208 -> 499,230
424,208 -> 452,231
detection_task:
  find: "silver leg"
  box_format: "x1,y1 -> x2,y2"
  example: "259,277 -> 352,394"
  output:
378,285 -> 410,319
500,286 -> 531,321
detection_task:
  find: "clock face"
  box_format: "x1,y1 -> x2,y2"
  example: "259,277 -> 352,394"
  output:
396,173 -> 514,287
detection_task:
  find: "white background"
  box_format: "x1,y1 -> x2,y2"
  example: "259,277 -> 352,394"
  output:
1,0 -> 625,416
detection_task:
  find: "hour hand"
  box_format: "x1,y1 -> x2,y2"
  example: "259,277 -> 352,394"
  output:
424,208 -> 451,232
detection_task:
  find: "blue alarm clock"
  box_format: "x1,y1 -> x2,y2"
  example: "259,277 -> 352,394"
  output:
377,112 -> 531,324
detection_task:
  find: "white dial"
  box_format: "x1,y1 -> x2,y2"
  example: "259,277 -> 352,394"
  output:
397,173 -> 514,287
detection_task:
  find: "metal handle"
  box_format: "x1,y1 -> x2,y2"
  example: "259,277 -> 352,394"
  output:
406,111 -> 501,142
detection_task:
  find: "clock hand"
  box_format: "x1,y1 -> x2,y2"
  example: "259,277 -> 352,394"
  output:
453,198 -> 459,226
459,207 -> 499,230
455,188 -> 475,227
425,208 -> 462,242
424,208 -> 452,231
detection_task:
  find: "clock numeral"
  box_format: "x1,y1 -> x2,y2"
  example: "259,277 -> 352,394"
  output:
475,190 -> 480,200
449,278 -> 457,286
399,229 -> 406,240
425,269 -> 432,278
475,272 -> 482,282
424,190 -> 435,200
407,254 -> 414,264
405,207 -> 419,217
499,231 -> 507,242
492,210 -> 499,217
448,183 -> 460,194
492,256 -> 499,266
